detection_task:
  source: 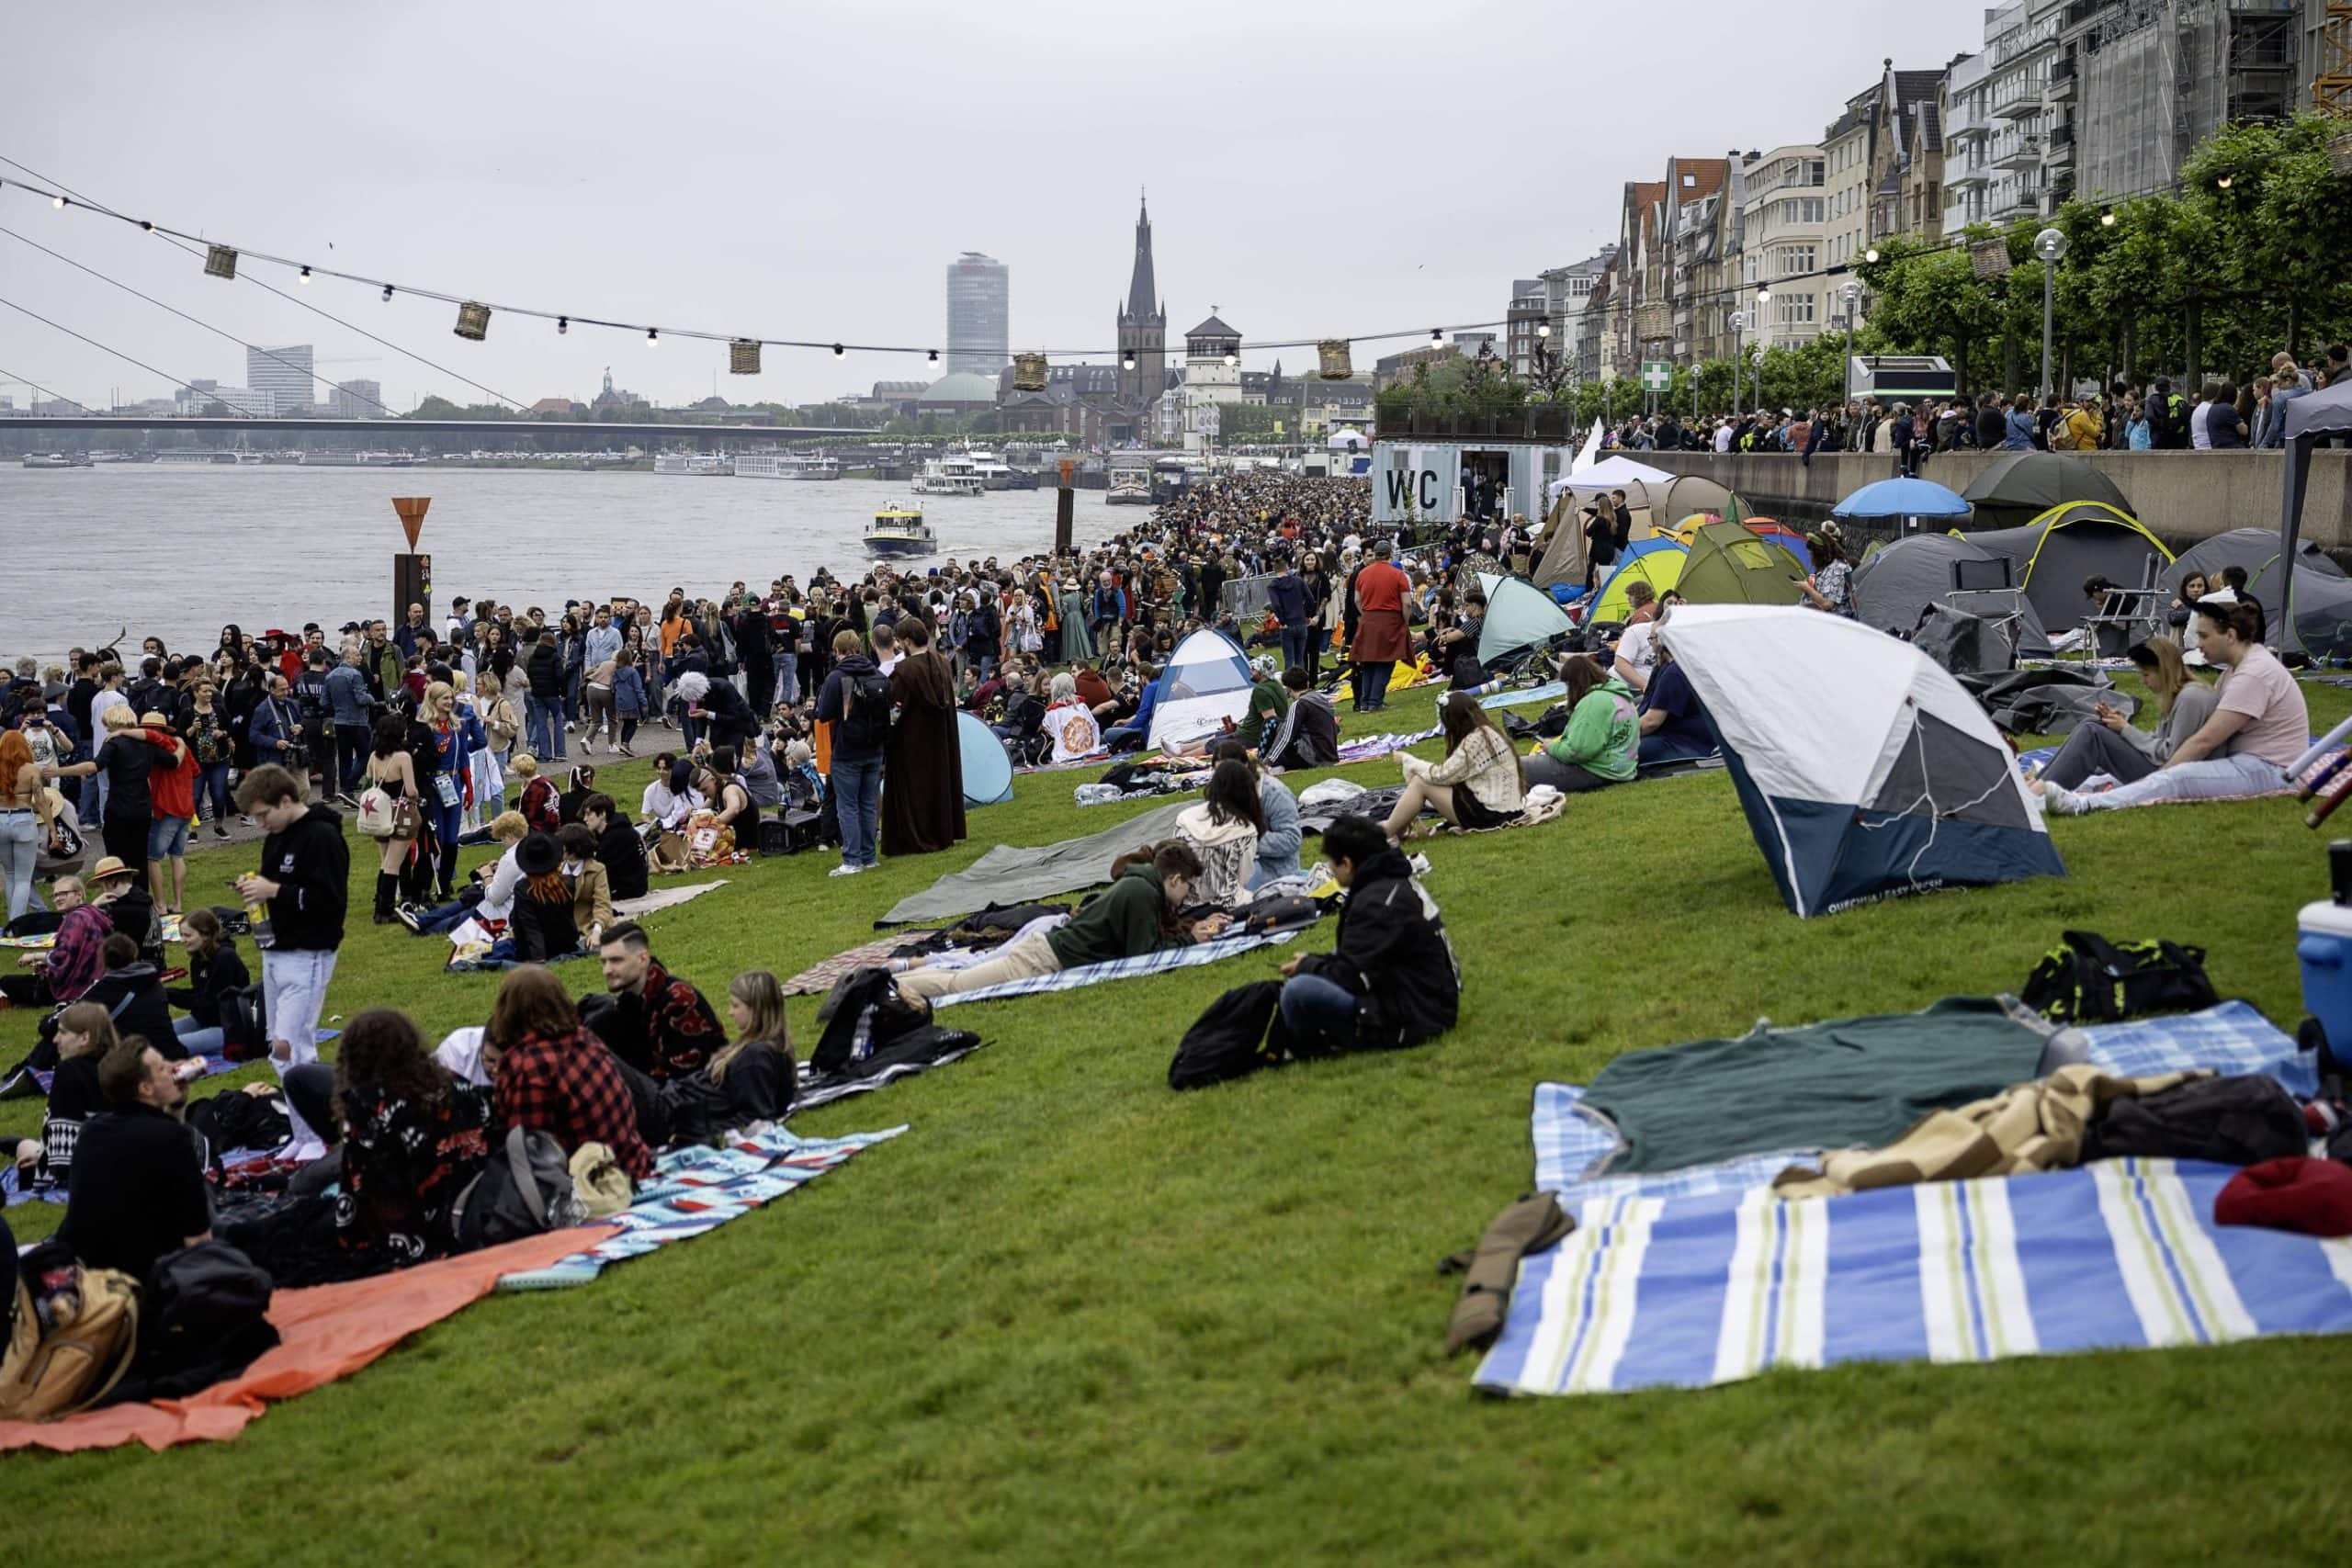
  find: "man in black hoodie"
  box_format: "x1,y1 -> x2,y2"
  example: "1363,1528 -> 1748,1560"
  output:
579,793 -> 648,900
814,629 -> 888,876
232,764 -> 347,1140
1275,814 -> 1459,1055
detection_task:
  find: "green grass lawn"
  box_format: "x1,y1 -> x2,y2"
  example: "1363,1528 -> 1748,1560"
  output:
9,674 -> 2352,1563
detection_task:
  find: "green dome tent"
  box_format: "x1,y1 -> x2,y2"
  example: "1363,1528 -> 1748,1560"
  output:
1677,519 -> 1805,606
1476,575 -> 1576,664
1959,452 -> 2134,532
1584,539 -> 1688,624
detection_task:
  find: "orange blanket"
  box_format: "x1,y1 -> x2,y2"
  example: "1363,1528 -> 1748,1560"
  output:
0,1224 -> 612,1454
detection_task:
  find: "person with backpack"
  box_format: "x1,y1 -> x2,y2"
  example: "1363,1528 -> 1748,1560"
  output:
166,908 -> 251,1059
1272,812 -> 1460,1056
481,964 -> 653,1180
814,628 -> 889,877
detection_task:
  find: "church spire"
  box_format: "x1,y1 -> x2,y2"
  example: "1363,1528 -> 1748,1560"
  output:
1124,194 -> 1158,326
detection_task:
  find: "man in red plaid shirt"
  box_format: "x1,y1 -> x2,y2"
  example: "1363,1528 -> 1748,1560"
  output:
484,967 -> 654,1180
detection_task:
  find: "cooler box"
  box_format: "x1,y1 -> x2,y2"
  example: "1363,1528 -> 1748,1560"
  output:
2298,898 -> 2352,1055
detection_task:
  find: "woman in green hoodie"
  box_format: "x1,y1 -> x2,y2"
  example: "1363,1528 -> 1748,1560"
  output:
1523,655 -> 1639,794
895,841 -> 1231,1006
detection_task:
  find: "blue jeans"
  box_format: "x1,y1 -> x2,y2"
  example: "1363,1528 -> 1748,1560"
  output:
335,724 -> 372,792
1637,729 -> 1715,768
1360,660 -> 1395,711
174,1016 -> 225,1056
198,761 -> 232,823
407,887 -> 482,934
1278,973 -> 1358,1052
774,650 -> 799,706
0,809 -> 37,923
829,754 -> 882,868
1279,625 -> 1309,671
525,694 -> 564,761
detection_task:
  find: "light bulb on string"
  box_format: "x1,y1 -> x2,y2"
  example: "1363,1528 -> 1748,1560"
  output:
1864,248 -> 1879,264
381,284 -> 393,301
2100,209 -> 2116,227
51,195 -> 65,209
2217,175 -> 2233,189
299,265 -> 311,284
1536,322 -> 1551,338
928,349 -> 938,364
1223,353 -> 1238,367
1122,352 -> 1136,370
646,328 -> 659,346
557,316 -> 568,335
1430,328 -> 1442,344
140,220 -> 153,232
832,344 -> 844,358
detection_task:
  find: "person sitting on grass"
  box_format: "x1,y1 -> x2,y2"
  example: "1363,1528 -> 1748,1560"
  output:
57,1032 -> 211,1284
1273,813 -> 1460,1058
7,1000 -> 117,1189
512,753 -> 559,836
895,840 -> 1230,1007
657,968 -> 799,1145
1246,657 -> 1291,751
1263,667 -> 1340,770
559,824 -> 613,950
166,907 -> 251,1061
587,919 -> 724,1081
1102,662 -> 1163,753
1214,740 -> 1302,889
1382,691 -> 1525,841
77,932 -> 175,1060
0,874 -> 108,1010
1042,671 -> 1104,763
1524,655 -> 1640,794
481,964 -> 653,1180
2036,599 -> 2309,814
1176,759 -> 1266,909
579,792 -> 648,902
2036,637 -> 2220,792
399,810 -> 529,935
333,1006 -> 493,1265
1634,621 -> 1716,768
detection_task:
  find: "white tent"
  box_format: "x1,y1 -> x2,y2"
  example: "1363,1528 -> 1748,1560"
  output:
1547,454 -> 1672,497
1664,605 -> 2065,917
1148,628 -> 1256,751
1569,418 -> 1601,475
1326,429 -> 1368,450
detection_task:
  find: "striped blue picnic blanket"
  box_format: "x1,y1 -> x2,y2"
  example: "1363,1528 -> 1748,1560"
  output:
928,931 -> 1295,1009
496,1124 -> 903,1292
1475,1157 -> 2352,1396
1529,1002 -> 2312,1205
1481,682 -> 1564,710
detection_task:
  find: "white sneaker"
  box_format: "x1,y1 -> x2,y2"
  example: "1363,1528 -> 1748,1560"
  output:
828,863 -> 865,877
2040,784 -> 2089,817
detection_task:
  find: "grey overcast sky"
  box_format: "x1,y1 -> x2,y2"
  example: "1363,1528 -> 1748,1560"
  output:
2,0 -> 1985,414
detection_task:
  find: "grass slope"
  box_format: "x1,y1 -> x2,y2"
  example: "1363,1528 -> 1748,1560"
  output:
8,676 -> 2352,1564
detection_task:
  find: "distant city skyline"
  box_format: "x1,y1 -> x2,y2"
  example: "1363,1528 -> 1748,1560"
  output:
944,253 -> 1008,378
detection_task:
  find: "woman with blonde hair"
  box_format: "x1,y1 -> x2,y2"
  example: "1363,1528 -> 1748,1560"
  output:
2035,637 -> 2220,791
420,680 -> 484,900
662,969 -> 798,1144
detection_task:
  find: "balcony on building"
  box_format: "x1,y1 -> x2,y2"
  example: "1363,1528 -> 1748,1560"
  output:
1993,130 -> 2044,170
2049,120 -> 2076,152
2048,51 -> 2076,96
1992,75 -> 2044,118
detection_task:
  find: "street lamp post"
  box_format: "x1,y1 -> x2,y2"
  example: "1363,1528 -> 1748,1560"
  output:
1840,282 -> 1861,406
1729,310 -> 1747,422
2034,227 -> 2070,403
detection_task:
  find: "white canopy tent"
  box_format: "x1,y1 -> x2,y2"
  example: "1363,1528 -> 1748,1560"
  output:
1547,453 -> 1673,498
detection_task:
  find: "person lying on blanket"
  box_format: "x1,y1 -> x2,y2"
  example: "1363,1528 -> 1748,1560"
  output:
895,840 -> 1230,1007
1274,814 -> 1460,1055
2032,598 -> 2310,814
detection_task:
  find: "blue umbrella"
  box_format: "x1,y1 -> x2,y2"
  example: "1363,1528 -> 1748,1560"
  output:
1833,477 -> 1972,520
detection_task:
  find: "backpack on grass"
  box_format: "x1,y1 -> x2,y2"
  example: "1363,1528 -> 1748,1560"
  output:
452,1124 -> 585,1251
0,1247 -> 142,1422
2020,930 -> 2219,1025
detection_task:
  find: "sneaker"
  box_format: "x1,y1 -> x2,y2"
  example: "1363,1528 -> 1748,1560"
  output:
2039,784 -> 2089,817
828,863 -> 865,877
565,722 -> 578,733
396,906 -> 424,932
616,744 -> 634,757
580,737 -> 595,755
212,823 -> 230,839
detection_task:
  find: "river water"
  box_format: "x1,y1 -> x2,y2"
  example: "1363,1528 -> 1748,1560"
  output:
1,466 -> 1134,664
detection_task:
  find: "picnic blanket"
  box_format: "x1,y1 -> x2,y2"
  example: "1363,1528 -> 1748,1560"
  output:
783,937 -> 910,997
1528,1001 -> 2312,1203
1333,728 -> 1442,764
612,878 -> 729,919
1481,682 -> 1566,710
880,799 -> 1193,925
0,912 -> 188,952
1473,1157 -> 2352,1397
926,931 -> 1296,1009
496,1122 -> 903,1291
0,1223 -> 611,1453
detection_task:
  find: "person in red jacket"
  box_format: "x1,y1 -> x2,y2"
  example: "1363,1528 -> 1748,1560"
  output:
141,714 -> 198,915
1348,539 -> 1415,713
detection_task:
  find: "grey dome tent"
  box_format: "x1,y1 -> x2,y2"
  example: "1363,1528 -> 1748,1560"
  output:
1961,502 -> 2171,644
1959,452 -> 2133,532
1647,474 -> 1741,530
2177,525 -> 2352,660
2165,526 -> 2345,602
2278,377 -> 2352,658
1851,533 -> 2052,659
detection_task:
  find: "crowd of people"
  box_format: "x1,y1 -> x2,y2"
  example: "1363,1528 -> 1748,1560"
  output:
3,453 -> 2323,1416
1598,341 -> 2349,473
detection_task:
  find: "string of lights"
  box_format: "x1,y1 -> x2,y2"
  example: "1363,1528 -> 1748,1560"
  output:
0,223 -> 404,419
0,163 -> 1514,376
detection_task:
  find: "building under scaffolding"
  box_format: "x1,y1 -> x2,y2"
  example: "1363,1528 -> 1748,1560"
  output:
2051,0 -> 2303,203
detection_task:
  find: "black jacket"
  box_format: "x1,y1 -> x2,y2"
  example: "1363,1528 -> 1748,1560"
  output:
166,942 -> 251,1029
78,964 -> 176,1059
524,638 -> 564,700
1295,849 -> 1459,1049
257,804 -> 350,951
598,813 -> 650,900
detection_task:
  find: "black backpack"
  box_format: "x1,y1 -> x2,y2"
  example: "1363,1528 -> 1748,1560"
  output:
2081,1076 -> 2308,1167
187,1084 -> 292,1154
2020,931 -> 2219,1025
838,670 -> 894,751
452,1125 -> 583,1251
810,965 -> 933,1075
1168,980 -> 1289,1090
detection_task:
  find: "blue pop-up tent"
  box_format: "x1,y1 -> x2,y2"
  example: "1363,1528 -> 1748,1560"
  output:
956,710 -> 1012,807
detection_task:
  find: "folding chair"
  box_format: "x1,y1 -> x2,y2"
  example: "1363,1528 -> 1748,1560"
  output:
1942,557 -> 2026,670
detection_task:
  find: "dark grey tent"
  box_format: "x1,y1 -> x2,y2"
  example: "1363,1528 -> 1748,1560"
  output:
1959,452 -> 2134,531
1962,502 -> 2172,642
2280,378 -> 2352,658
2165,526 -> 2345,601
1850,532 -> 2052,659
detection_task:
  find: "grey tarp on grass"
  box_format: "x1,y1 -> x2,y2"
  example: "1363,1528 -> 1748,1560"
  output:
878,799 -> 1194,925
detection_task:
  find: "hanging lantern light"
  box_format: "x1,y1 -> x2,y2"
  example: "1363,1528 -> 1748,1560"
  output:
557,315 -> 569,335
381,284 -> 394,301
831,343 -> 845,358
1012,351 -> 1048,391
1222,351 -> 1238,367
928,349 -> 939,364
453,301 -> 491,341
729,338 -> 762,375
646,328 -> 659,347
1317,339 -> 1352,379
203,244 -> 238,280
298,265 -> 312,284
1122,350 -> 1136,371
1430,327 -> 1442,344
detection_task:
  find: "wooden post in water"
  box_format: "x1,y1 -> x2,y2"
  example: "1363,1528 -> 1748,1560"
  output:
1055,459 -> 1075,556
391,496 -> 433,632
